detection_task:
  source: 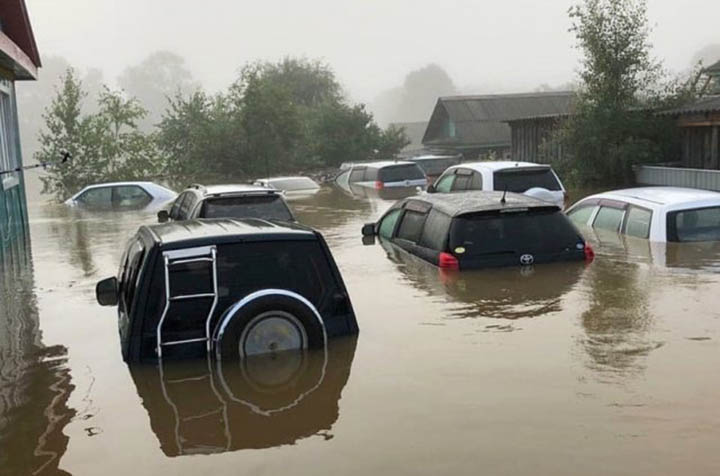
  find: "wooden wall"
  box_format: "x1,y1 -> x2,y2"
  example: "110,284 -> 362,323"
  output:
509,118 -> 564,164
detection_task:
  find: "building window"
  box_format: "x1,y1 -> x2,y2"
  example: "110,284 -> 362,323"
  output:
0,80 -> 18,190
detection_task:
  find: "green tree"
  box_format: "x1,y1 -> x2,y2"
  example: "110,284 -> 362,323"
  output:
558,0 -> 683,185
38,70 -> 161,200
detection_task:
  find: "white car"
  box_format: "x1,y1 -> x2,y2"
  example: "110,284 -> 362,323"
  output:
566,187 -> 720,242
428,161 -> 567,208
253,176 -> 320,195
64,182 -> 176,211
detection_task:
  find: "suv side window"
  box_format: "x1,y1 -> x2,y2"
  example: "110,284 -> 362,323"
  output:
568,204 -> 597,226
396,210 -> 427,243
120,239 -> 146,312
379,208 -> 402,239
434,172 -> 455,193
170,192 -> 188,219
623,206 -> 652,238
178,192 -> 197,220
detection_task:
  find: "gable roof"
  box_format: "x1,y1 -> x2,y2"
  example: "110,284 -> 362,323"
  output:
660,95 -> 720,116
422,91 -> 574,149
0,0 -> 41,80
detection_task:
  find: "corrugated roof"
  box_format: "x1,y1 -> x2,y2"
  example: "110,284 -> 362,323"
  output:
422,91 -> 575,147
660,95 -> 720,115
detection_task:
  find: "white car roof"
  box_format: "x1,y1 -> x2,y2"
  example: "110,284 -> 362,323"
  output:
201,184 -> 275,195
256,176 -> 314,182
409,155 -> 459,161
453,161 -> 552,172
579,187 -> 720,210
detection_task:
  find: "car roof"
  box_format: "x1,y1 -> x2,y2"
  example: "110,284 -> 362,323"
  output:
581,187 -> 720,208
77,181 -> 160,190
187,184 -> 279,196
409,191 -> 559,217
141,218 -> 317,249
452,161 -> 552,172
349,160 -> 417,169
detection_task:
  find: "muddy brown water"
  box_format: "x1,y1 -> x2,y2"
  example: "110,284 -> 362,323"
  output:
2,180 -> 720,475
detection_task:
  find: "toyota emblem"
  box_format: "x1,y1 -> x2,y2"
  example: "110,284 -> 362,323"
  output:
520,254 -> 534,266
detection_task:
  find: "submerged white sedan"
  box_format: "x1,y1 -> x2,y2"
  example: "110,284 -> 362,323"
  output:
566,187 -> 720,242
64,182 -> 176,211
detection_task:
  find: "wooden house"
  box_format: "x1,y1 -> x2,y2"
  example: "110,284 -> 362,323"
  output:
421,91 -> 573,160
0,0 -> 41,265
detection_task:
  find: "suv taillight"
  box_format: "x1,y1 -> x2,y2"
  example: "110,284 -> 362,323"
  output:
584,243 -> 595,262
438,252 -> 459,269
374,181 -> 384,190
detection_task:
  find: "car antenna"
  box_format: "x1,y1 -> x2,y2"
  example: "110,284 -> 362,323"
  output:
500,186 -> 507,204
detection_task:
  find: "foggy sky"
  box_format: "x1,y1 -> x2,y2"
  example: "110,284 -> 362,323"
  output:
26,0 -> 720,103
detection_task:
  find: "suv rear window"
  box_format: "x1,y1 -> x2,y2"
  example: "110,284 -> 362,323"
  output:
667,206 -> 720,242
200,195 -> 293,221
379,165 -> 425,183
493,168 -> 561,192
449,209 -> 581,256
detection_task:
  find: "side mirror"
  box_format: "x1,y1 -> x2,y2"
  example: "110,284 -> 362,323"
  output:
362,235 -> 376,246
157,210 -> 169,223
426,184 -> 436,193
96,277 -> 119,306
361,223 -> 376,237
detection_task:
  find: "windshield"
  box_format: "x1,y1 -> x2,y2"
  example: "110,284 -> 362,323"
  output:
200,195 -> 293,221
493,168 -> 561,192
668,206 -> 720,242
449,209 -> 581,256
379,165 -> 425,182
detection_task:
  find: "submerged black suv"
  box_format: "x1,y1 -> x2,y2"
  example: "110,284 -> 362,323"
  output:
362,191 -> 593,270
96,219 -> 358,362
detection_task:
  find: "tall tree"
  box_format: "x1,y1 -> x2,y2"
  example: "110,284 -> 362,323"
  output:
38,70 -> 160,199
558,0 -> 681,185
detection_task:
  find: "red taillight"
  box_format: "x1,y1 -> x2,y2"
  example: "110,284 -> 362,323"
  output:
584,243 -> 595,262
374,181 -> 384,190
438,252 -> 459,269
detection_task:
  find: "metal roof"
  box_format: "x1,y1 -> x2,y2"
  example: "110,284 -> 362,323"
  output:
422,91 -> 574,147
408,191 -> 558,217
659,95 -> 720,116
143,218 -> 316,248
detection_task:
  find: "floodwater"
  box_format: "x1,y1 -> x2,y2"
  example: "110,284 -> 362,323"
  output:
2,178 -> 720,476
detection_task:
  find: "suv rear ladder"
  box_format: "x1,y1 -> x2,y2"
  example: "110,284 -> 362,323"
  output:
157,246 -> 219,358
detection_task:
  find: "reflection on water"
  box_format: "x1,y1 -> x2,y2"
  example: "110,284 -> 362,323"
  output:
0,241 -> 74,476
5,177 -> 720,475
130,339 -> 356,456
377,237 -> 586,320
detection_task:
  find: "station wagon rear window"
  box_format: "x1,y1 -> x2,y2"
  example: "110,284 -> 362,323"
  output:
379,165 -> 425,183
493,168 -> 561,192
667,206 -> 720,242
449,209 -> 581,256
200,195 -> 293,221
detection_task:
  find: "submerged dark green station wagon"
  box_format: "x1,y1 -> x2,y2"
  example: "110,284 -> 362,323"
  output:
362,191 -> 594,270
96,219 -> 358,362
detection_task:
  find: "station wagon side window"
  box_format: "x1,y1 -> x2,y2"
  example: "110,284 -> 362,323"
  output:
667,206 -> 720,242
593,205 -> 625,232
349,167 -> 366,183
434,172 -> 455,193
419,209 -> 452,250
364,168 -> 378,182
76,187 -> 112,207
623,206 -> 652,239
470,172 -> 483,190
396,210 -> 428,243
567,203 -> 597,226
378,208 -> 403,239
